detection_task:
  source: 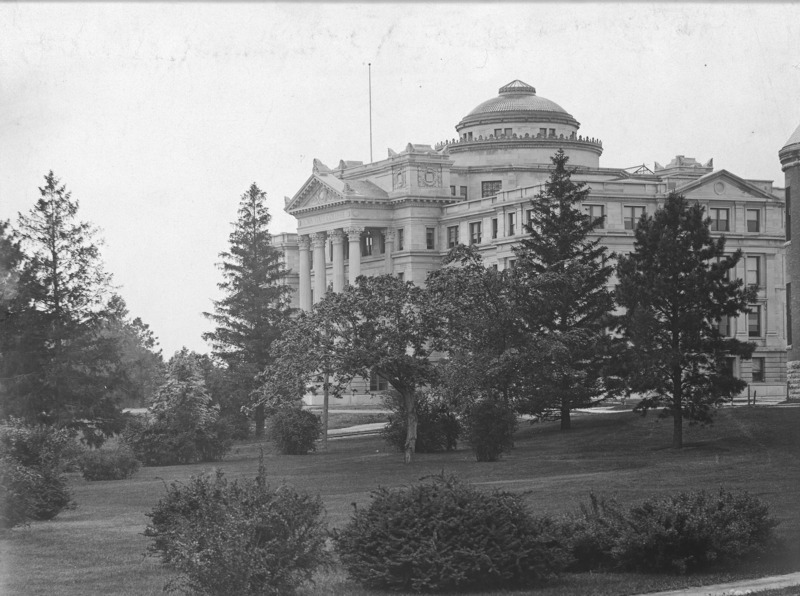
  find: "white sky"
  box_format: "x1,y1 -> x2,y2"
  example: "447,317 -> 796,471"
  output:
2,3 -> 799,357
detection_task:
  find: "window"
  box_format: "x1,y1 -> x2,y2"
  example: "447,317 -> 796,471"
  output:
717,316 -> 732,337
788,282 -> 793,346
369,370 -> 388,392
709,207 -> 730,232
491,218 -> 498,239
426,227 -> 435,250
469,222 -> 482,245
787,186 -> 791,242
539,127 -> 547,137
752,357 -> 765,382
504,128 -> 512,137
494,128 -> 502,137
747,209 -> 760,232
723,357 -> 737,378
624,206 -> 645,230
549,128 -> 556,137
481,180 -> 502,198
450,185 -> 456,196
447,226 -> 459,248
584,204 -> 605,228
378,232 -> 386,254
397,228 -> 404,251
508,212 -> 516,236
748,305 -> 762,337
467,132 -> 473,140
507,258 -> 516,269
397,272 -> 404,282
746,256 -> 761,288
526,209 -> 534,224
460,186 -> 468,199
362,234 -> 373,257
344,239 -> 349,260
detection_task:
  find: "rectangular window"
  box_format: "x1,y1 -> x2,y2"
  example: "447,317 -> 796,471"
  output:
584,204 -> 605,229
508,212 -> 516,236
787,186 -> 791,242
397,228 -> 404,251
624,206 -> 645,230
460,186 -> 468,199
450,185 -> 456,196
469,222 -> 482,245
397,272 -> 404,282
747,209 -> 760,232
549,128 -> 556,137
507,258 -> 516,269
746,256 -> 761,288
343,239 -> 349,260
481,180 -> 502,198
494,128 -> 502,137
724,357 -> 737,378
362,234 -> 373,257
752,357 -> 765,382
467,132 -> 473,140
526,209 -> 534,224
748,305 -> 762,337
447,226 -> 459,248
718,316 -> 731,337
378,232 -> 386,255
788,282 -> 793,346
710,207 -> 730,232
491,218 -> 498,239
504,128 -> 512,137
369,370 -> 388,392
539,127 -> 547,137
426,227 -> 435,250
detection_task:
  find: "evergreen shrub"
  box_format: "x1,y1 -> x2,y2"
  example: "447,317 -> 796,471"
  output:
464,399 -> 517,461
123,416 -> 232,466
333,474 -> 570,592
145,460 -> 329,595
80,444 -> 141,480
269,408 -> 320,455
382,391 -> 460,453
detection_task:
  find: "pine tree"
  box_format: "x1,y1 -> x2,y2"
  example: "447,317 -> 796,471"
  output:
203,183 -> 292,437
615,193 -> 755,448
512,149 -> 619,430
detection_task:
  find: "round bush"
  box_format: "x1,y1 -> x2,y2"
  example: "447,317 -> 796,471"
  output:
1,457 -> 73,529
613,489 -> 779,574
382,392 -> 460,453
123,416 -> 232,466
334,474 -> 570,592
145,461 -> 330,595
80,445 -> 141,481
464,399 -> 518,461
269,408 -> 320,455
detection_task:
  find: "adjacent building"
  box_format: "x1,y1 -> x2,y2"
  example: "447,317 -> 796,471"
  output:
275,80 -> 788,404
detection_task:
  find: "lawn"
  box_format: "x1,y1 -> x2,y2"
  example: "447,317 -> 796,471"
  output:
2,405 -> 799,595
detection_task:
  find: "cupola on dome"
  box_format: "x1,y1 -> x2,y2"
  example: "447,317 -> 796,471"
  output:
456,79 -> 579,132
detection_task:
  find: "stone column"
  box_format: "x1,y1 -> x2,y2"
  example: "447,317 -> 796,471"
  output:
384,228 -> 395,275
345,227 -> 364,285
330,229 -> 345,292
298,235 -> 312,311
780,122 -> 800,400
311,232 -> 327,303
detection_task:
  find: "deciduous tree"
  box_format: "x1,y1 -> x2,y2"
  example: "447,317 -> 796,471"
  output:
615,193 -> 755,448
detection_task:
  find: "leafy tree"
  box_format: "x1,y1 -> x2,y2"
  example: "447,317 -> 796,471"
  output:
615,193 -> 755,448
3,173 -> 124,443
512,149 -> 619,429
426,246 -> 527,409
309,275 -> 436,463
203,183 -> 293,438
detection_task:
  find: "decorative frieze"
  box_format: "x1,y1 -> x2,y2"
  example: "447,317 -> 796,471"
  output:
417,166 -> 442,187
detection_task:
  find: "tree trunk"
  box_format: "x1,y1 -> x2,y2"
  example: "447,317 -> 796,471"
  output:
672,367 -> 683,448
321,373 -> 329,451
560,404 -> 571,430
403,391 -> 417,464
254,404 -> 265,438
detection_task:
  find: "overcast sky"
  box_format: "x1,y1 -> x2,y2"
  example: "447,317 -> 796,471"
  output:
2,3 -> 799,357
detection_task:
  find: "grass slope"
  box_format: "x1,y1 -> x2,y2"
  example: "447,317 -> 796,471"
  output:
2,406 -> 799,595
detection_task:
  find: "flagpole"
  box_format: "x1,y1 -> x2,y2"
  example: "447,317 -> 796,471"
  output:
368,62 -> 373,163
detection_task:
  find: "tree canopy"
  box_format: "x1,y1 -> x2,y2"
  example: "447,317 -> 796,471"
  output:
615,193 -> 755,448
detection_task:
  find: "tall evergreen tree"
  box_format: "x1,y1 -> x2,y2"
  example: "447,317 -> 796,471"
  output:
512,149 -> 619,430
4,172 -> 124,443
203,183 -> 292,437
615,193 -> 755,448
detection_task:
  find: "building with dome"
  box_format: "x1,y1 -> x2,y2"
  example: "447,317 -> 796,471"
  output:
275,79 -> 789,404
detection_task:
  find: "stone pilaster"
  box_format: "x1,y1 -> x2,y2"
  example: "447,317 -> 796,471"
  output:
345,227 -> 364,285
311,232 -> 327,303
297,235 -> 312,311
384,228 -> 396,275
330,229 -> 345,292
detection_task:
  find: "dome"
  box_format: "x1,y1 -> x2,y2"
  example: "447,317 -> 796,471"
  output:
456,79 -> 579,131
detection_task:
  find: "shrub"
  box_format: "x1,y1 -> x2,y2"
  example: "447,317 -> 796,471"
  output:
269,408 -> 320,455
556,493 -> 628,572
123,416 -> 232,466
145,459 -> 330,595
79,444 -> 141,481
382,391 -> 460,453
0,418 -> 83,471
464,399 -> 517,461
334,474 -> 570,592
612,489 -> 779,574
1,456 -> 73,529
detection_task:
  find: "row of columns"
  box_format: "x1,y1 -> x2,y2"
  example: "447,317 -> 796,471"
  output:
298,226 -> 397,311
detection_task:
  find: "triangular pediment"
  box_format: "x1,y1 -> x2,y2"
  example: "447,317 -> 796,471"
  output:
676,170 -> 779,202
285,173 -> 390,213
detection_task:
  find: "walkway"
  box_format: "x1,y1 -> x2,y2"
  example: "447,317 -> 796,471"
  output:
636,571 -> 800,596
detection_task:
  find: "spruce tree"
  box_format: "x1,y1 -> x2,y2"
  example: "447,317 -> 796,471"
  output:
512,149 -> 618,430
203,183 -> 292,437
615,193 -> 755,448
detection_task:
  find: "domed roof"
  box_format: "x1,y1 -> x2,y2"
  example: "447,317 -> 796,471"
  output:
456,79 -> 579,130
783,122 -> 800,149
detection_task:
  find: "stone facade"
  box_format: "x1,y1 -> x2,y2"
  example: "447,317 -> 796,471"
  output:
278,79 -> 789,405
780,122 -> 800,401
